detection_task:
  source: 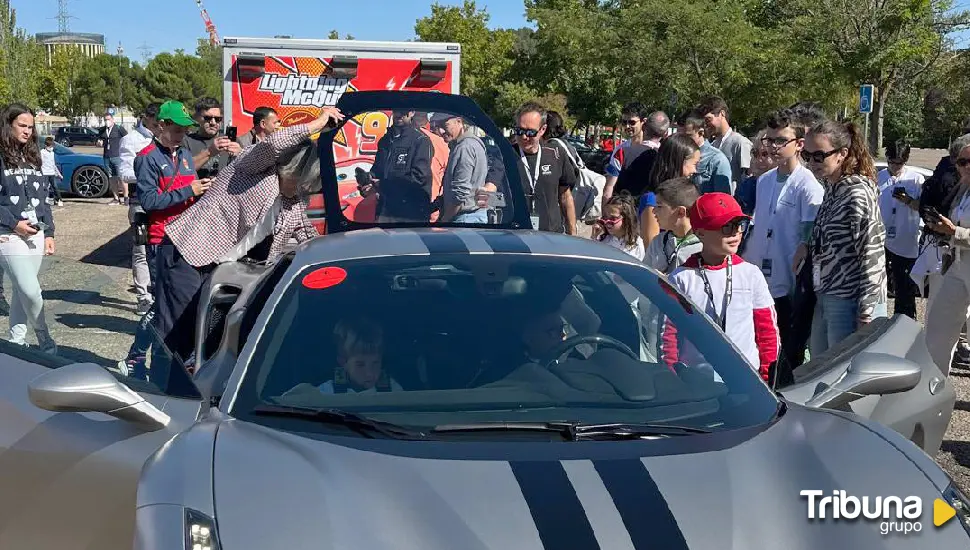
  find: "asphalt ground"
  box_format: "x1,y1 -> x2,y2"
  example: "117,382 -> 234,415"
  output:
7,147 -> 970,495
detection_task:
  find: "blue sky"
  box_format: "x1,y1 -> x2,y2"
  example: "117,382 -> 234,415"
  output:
13,0 -> 530,61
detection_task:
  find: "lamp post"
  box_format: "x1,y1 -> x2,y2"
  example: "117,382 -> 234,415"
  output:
117,43 -> 125,126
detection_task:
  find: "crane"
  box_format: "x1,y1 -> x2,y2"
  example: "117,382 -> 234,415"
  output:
195,0 -> 220,46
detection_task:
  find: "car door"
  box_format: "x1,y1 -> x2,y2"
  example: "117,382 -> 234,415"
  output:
777,315 -> 955,456
317,90 -> 531,233
0,338 -> 202,549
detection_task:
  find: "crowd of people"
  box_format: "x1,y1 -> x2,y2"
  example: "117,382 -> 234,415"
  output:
3,91 -> 970,389
583,96 -> 970,384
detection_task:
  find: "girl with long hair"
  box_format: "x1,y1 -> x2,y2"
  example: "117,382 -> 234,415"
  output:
0,103 -> 57,353
594,194 -> 644,260
802,119 -> 886,355
641,133 -> 700,246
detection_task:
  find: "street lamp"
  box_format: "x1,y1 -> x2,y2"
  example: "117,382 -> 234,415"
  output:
117,42 -> 124,126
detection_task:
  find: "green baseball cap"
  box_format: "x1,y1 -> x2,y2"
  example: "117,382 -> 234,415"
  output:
157,100 -> 196,127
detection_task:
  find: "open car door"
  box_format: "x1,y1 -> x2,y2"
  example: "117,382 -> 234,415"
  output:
0,330 -> 202,549
777,315 -> 955,457
315,90 -> 532,234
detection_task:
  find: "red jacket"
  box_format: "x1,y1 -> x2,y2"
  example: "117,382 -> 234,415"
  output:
134,141 -> 197,245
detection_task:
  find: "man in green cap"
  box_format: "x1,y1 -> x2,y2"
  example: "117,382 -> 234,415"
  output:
133,100 -> 212,389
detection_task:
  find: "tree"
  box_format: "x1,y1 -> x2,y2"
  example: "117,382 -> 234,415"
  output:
0,0 -> 43,106
141,51 -> 220,105
36,46 -> 88,117
327,30 -> 355,40
415,0 -> 517,119
785,0 -> 970,154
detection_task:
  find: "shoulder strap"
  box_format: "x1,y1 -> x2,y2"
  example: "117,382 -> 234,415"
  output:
551,138 -> 583,169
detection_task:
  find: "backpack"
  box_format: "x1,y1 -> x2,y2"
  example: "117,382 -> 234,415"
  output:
551,138 -> 606,222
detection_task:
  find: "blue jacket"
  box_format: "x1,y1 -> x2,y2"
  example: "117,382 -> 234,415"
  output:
134,140 -> 197,244
697,141 -> 734,195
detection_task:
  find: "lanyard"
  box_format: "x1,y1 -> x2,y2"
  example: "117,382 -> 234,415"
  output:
663,233 -> 694,273
520,146 -> 542,194
697,258 -> 732,331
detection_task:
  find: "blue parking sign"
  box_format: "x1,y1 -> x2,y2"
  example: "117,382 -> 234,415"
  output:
859,85 -> 874,114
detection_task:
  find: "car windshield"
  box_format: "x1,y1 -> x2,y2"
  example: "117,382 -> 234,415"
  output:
310,97 -> 526,234
231,254 -> 779,435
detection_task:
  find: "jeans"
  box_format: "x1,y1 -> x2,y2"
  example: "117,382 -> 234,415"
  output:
810,294 -> 888,357
46,175 -> 63,202
124,245 -> 158,376
453,209 -> 488,223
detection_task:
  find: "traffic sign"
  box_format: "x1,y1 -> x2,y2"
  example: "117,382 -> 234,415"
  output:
859,84 -> 874,114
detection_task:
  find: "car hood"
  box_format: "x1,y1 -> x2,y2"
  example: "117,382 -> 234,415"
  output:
212,406 -> 966,548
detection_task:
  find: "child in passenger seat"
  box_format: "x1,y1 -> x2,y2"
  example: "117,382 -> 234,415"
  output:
319,316 -> 403,394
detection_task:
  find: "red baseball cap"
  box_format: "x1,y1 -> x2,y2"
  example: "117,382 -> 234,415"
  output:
689,192 -> 749,231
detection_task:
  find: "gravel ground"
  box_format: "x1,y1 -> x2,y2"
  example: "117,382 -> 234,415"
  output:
7,180 -> 970,492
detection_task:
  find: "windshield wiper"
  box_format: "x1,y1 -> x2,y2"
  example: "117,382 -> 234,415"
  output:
431,421 -> 712,441
252,404 -> 427,440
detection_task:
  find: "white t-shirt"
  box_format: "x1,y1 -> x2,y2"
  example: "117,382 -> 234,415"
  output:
877,167 -> 924,259
743,164 -> 824,298
600,234 -> 645,261
40,149 -> 59,176
667,255 -> 778,374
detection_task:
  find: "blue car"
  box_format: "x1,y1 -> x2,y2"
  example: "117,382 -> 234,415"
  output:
43,141 -> 110,198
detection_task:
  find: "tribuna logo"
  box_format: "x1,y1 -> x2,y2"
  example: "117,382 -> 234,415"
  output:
801,490 -> 924,535
258,74 -> 352,107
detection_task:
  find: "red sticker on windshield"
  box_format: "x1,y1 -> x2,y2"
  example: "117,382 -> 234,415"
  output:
302,267 -> 347,289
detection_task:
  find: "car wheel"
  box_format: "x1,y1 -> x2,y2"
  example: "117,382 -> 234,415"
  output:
58,138 -> 71,147
71,165 -> 109,198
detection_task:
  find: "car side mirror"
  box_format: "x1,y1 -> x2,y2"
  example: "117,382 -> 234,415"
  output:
805,352 -> 922,409
27,363 -> 170,432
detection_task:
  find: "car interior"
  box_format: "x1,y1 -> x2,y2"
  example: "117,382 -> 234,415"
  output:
245,257 -> 736,424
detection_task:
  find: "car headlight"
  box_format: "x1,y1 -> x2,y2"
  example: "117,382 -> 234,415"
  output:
185,508 -> 221,550
943,483 -> 970,537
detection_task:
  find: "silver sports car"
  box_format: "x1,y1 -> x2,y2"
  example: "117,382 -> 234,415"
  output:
0,92 -> 964,549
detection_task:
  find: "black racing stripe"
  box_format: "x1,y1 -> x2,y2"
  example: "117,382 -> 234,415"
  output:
480,231 -> 531,254
594,459 -> 689,549
510,461 -> 600,550
415,231 -> 470,254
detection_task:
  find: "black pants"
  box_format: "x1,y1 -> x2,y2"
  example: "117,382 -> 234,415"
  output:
771,296 -> 796,388
152,239 -> 212,398
46,176 -> 63,202
887,249 -> 918,319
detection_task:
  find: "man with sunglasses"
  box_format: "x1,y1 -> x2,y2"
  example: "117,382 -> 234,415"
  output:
182,98 -> 242,180
601,102 -> 654,208
512,102 -> 577,234
742,109 -> 823,384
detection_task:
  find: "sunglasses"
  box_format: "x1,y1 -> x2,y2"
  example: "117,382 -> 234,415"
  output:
202,116 -> 224,123
957,158 -> 970,168
887,158 -> 906,165
600,215 -> 622,222
512,127 -> 541,138
719,218 -> 749,236
761,137 -> 797,148
621,119 -> 640,126
800,149 -> 841,163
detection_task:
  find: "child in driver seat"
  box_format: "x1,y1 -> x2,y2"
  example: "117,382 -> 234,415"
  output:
319,316 -> 403,394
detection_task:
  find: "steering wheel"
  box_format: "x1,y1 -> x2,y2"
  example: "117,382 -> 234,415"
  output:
541,334 -> 638,368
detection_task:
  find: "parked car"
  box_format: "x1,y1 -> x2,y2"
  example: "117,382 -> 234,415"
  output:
54,126 -> 100,147
0,92 -> 965,549
50,142 -> 110,198
874,161 -> 934,179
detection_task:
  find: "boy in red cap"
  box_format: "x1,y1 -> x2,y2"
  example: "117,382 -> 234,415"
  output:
661,192 -> 779,382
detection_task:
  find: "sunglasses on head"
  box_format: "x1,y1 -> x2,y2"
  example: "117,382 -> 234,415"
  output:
800,149 -> 840,163
203,116 -> 223,123
512,127 -> 541,138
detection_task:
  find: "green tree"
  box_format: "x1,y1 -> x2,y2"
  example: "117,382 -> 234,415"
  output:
0,0 -> 43,106
36,46 -> 88,117
784,0 -> 970,154
141,51 -> 220,105
415,0 -> 517,118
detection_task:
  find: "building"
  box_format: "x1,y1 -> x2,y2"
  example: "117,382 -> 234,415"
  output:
35,32 -> 105,65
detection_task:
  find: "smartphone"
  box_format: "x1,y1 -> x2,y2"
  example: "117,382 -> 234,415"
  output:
31,221 -> 48,232
923,206 -> 943,223
225,126 -> 238,141
892,186 -> 908,198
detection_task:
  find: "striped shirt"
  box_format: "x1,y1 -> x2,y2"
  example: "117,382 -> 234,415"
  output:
810,174 -> 887,320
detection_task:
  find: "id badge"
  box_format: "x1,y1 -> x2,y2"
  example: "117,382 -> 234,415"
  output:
887,226 -> 897,239
530,215 -> 540,230
761,258 -> 772,278
24,209 -> 38,225
812,263 -> 822,288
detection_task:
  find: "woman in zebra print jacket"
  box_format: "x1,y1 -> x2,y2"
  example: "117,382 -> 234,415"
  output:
801,120 -> 888,356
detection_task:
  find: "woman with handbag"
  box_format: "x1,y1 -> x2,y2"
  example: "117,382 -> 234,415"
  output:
0,104 -> 56,354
